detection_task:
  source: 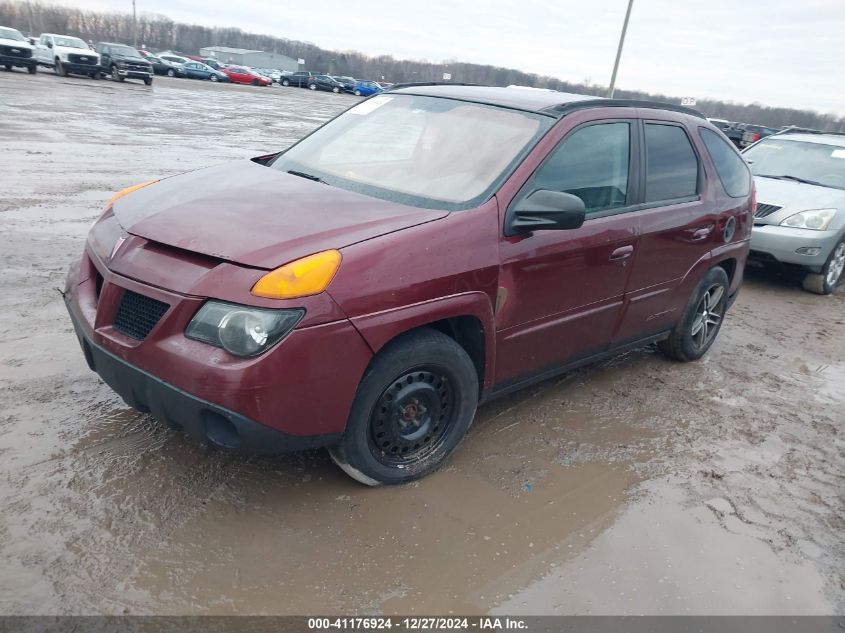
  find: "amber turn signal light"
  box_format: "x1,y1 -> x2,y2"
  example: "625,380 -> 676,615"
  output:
251,250 -> 342,299
107,180 -> 159,208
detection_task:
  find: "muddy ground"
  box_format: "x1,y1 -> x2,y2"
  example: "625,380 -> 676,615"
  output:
0,69 -> 842,616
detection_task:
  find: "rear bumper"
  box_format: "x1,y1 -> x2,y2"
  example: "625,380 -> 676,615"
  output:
750,224 -> 840,270
66,298 -> 339,453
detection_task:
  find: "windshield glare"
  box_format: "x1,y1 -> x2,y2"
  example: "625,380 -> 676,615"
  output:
271,94 -> 551,210
745,138 -> 845,190
0,27 -> 25,41
54,36 -> 87,48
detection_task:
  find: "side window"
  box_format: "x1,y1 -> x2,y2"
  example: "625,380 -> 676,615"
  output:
532,122 -> 630,214
699,127 -> 751,197
644,123 -> 699,202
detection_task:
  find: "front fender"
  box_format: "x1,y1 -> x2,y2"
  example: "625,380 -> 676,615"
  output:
348,292 -> 497,391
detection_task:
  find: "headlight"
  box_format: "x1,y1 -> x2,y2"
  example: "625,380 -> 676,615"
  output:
779,208 -> 837,231
185,301 -> 304,357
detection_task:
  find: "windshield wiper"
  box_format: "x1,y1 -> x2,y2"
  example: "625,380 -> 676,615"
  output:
287,169 -> 325,184
757,174 -> 825,187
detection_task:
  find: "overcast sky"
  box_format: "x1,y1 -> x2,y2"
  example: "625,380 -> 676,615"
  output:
73,0 -> 844,114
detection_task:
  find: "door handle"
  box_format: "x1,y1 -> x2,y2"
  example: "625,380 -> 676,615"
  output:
610,245 -> 634,261
689,225 -> 715,241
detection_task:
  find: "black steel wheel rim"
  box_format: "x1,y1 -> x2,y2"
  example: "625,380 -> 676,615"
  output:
368,366 -> 456,467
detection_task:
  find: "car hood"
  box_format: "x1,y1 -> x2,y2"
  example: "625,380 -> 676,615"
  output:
0,38 -> 33,49
113,53 -> 147,62
112,160 -> 448,269
753,176 -> 845,225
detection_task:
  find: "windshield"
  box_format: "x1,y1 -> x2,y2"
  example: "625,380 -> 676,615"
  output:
54,36 -> 87,48
745,138 -> 845,190
0,27 -> 25,41
110,45 -> 140,57
270,94 -> 551,210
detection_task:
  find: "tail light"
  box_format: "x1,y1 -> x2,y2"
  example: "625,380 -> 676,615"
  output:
752,133 -> 760,143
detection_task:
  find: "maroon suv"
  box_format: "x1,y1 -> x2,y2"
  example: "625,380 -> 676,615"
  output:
65,86 -> 753,485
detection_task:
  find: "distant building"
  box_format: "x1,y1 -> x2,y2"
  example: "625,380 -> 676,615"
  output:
199,46 -> 298,71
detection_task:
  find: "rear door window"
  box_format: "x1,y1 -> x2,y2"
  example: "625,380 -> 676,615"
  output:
532,122 -> 631,214
644,123 -> 699,202
699,128 -> 751,197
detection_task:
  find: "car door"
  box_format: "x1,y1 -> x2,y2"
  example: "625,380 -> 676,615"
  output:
37,35 -> 51,63
495,113 -> 641,389
98,44 -> 110,69
612,114 -> 716,343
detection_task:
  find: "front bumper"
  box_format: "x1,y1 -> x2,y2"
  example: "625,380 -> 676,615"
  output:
66,299 -> 338,453
64,247 -> 374,454
0,54 -> 36,68
62,61 -> 99,74
750,224 -> 841,270
115,68 -> 152,79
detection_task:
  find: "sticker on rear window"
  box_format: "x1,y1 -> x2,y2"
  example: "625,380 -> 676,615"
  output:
349,95 -> 392,115
831,149 -> 845,159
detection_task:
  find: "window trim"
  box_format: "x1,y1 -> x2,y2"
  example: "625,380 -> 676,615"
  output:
505,118 -> 643,229
640,119 -> 703,207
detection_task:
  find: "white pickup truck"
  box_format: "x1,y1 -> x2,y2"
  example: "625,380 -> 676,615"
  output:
0,26 -> 37,73
34,33 -> 99,78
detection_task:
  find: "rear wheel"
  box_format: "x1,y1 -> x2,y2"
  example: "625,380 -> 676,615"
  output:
803,240 -> 845,295
659,267 -> 730,362
28,64 -> 37,74
329,328 -> 479,486
90,71 -> 98,79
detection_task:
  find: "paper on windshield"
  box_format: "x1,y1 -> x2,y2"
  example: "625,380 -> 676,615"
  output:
831,149 -> 845,159
349,96 -> 393,115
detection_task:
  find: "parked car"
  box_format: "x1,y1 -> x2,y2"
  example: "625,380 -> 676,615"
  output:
157,52 -> 190,67
223,65 -> 271,86
722,123 -> 745,149
280,70 -> 316,87
308,74 -> 345,92
352,79 -> 382,97
65,87 -> 751,485
331,75 -> 356,92
146,55 -> 178,76
34,33 -> 99,78
743,132 -> 845,294
201,58 -> 225,71
0,25 -> 37,74
178,60 -> 229,82
739,123 -> 779,148
95,42 -> 153,85
706,118 -> 731,132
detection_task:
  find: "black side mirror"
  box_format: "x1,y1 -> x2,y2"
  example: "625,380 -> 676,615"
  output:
28,37 -> 35,45
506,190 -> 586,235
46,41 -> 53,48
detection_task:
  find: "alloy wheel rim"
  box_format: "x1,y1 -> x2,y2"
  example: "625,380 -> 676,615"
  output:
368,368 -> 455,467
826,243 -> 845,287
690,283 -> 725,349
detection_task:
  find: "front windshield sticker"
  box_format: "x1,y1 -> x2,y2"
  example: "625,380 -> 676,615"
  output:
349,95 -> 393,115
831,149 -> 845,159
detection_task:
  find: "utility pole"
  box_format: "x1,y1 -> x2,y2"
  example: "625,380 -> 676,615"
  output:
607,0 -> 634,98
132,0 -> 138,48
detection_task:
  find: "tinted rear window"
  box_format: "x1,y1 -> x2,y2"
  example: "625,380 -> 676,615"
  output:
699,128 -> 751,197
645,123 -> 699,202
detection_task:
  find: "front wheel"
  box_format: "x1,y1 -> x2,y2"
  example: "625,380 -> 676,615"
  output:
803,240 -> 845,295
659,267 -> 730,362
210,73 -> 218,82
90,71 -> 99,79
28,64 -> 37,74
329,328 -> 479,486
111,65 -> 123,82
166,68 -> 175,77
308,83 -> 317,90
281,79 -> 290,86
144,76 -> 153,86
354,89 -> 361,96
54,60 -> 67,76
3,64 -> 11,71
332,86 -> 339,93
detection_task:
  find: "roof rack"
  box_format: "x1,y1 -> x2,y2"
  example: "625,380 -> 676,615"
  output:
546,99 -> 706,119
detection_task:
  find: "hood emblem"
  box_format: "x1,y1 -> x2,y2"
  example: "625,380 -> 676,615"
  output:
110,236 -> 127,260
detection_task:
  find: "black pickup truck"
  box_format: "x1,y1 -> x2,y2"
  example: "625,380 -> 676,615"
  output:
95,42 -> 153,85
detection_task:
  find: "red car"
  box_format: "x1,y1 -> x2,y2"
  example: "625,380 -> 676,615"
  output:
223,65 -> 271,86
65,86 -> 752,485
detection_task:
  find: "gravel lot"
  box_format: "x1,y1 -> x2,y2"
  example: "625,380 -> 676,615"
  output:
0,68 -> 843,616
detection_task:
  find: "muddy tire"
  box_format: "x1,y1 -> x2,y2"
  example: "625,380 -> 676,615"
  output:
802,239 -> 845,295
329,328 -> 478,486
659,267 -> 730,362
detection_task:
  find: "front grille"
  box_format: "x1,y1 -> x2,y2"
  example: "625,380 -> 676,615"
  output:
0,44 -> 32,58
125,62 -> 150,72
755,203 -> 782,218
113,290 -> 169,340
68,53 -> 97,65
